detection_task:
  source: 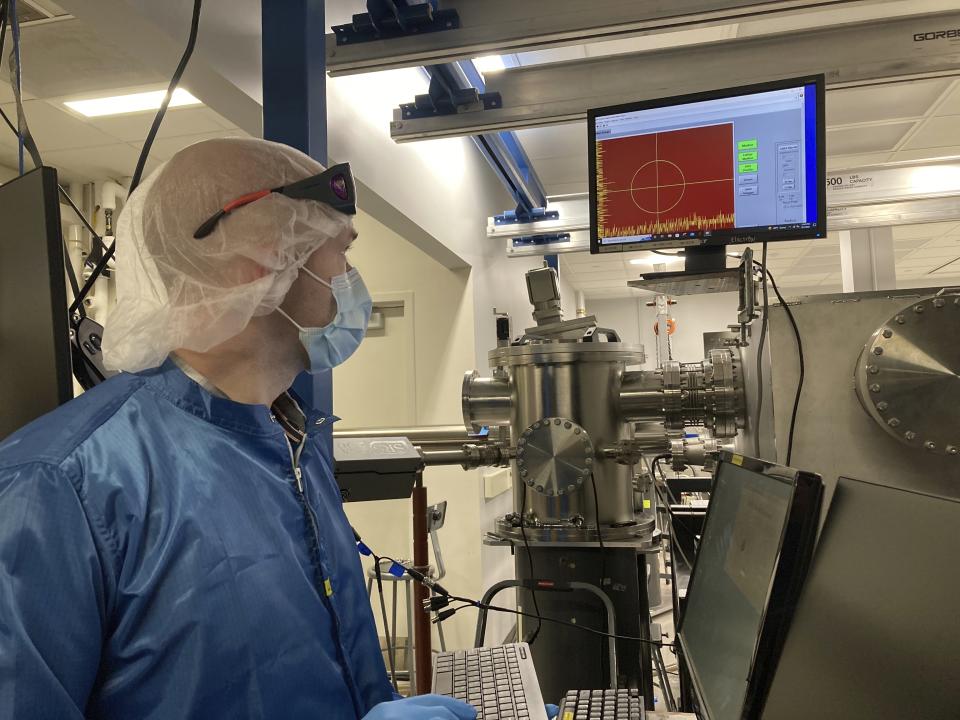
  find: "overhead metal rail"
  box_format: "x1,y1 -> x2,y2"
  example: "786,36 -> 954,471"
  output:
496,158 -> 960,256
391,10 -> 960,141
326,0 -> 871,76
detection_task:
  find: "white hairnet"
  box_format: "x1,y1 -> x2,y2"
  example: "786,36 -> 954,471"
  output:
101,137 -> 352,372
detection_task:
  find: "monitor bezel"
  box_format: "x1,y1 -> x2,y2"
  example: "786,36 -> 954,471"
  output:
587,75 -> 827,255
676,453 -> 822,720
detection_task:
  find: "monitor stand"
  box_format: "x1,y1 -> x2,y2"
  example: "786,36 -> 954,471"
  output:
627,244 -> 741,296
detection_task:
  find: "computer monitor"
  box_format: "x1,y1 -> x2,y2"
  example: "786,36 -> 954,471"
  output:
0,167 -> 72,440
677,454 -> 822,720
588,75 -> 826,269
760,477 -> 960,719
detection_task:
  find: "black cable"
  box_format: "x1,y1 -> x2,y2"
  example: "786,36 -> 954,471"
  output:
70,0 -> 203,321
7,0 -> 43,173
371,558 -> 400,693
518,488 -> 543,646
447,595 -> 673,649
765,267 -> 804,466
754,242 -> 770,457
650,454 -> 695,571
589,471 -> 607,590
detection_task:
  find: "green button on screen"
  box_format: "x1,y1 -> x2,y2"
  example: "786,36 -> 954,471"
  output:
738,139 -> 758,150
738,151 -> 758,162
738,162 -> 759,173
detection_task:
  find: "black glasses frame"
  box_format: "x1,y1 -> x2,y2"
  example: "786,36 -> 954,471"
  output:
194,163 -> 356,239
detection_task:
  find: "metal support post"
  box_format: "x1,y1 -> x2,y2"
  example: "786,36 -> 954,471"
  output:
261,0 -> 333,432
839,227 -> 896,293
412,475 -> 432,695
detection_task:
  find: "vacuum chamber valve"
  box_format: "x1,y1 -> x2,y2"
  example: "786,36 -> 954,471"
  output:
516,418 -> 594,497
854,290 -> 960,456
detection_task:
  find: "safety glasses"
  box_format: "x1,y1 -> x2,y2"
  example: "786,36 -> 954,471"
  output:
193,163 -> 356,239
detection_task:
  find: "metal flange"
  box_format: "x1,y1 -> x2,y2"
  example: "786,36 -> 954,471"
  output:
854,292 -> 960,457
515,417 -> 594,497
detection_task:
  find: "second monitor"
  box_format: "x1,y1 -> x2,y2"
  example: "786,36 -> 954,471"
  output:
588,75 -> 826,262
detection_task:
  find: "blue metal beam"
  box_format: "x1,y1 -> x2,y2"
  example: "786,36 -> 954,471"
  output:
417,59 -> 549,216
262,0 -> 333,434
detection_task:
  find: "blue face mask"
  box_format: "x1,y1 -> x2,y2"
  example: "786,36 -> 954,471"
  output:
278,266 -> 372,373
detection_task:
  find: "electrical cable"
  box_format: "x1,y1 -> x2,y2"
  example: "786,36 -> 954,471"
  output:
754,242 -> 769,457
650,454 -> 695,572
443,595 -> 673,649
372,558 -> 400,693
589,471 -> 607,589
765,267 -> 804,466
70,0 -> 203,322
517,488 -> 543,646
6,0 -> 43,173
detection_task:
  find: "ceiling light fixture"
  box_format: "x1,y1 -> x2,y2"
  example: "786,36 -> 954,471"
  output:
472,55 -> 506,74
64,88 -> 201,118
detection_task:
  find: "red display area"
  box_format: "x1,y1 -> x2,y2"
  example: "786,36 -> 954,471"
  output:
596,123 -> 735,238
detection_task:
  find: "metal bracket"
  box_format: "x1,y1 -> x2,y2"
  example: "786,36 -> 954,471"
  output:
510,233 -> 571,250
494,208 -> 560,225
400,64 -> 501,119
332,0 -> 459,46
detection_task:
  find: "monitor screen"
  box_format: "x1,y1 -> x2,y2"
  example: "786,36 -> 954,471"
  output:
678,460 -> 795,720
589,76 -> 825,254
0,167 -> 72,440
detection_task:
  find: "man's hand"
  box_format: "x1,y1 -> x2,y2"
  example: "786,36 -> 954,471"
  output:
363,695 -> 477,720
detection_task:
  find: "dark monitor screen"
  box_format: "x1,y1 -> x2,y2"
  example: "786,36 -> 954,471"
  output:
678,455 -> 821,720
0,167 -> 72,440
588,75 -> 826,254
761,478 -> 960,719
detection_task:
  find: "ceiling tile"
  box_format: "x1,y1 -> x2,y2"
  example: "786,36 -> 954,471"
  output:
516,46 -> 587,66
892,145 -> 960,163
933,81 -> 960,117
904,247 -> 960,259
43,142 -> 144,180
530,154 -> 588,192
0,100 -> 117,151
901,116 -> 960,151
514,122 -> 586,160
87,107 -> 227,143
894,222 -> 959,239
826,152 -> 892,171
19,17 -> 163,98
144,129 -> 249,161
826,80 -> 949,127
827,122 -> 915,155
0,79 -> 35,103
893,237 -> 935,249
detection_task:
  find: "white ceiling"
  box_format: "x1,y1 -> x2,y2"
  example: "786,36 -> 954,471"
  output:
0,12 -> 247,183
505,0 -> 960,299
2,0 -> 959,299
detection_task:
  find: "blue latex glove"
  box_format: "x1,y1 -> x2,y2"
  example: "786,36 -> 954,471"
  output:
363,695 -> 477,720
545,704 -> 560,719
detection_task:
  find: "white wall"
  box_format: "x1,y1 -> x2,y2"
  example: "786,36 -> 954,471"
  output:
587,292 -> 740,365
333,207 -> 485,651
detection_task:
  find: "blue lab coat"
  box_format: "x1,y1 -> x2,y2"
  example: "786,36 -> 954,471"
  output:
0,359 -> 395,719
